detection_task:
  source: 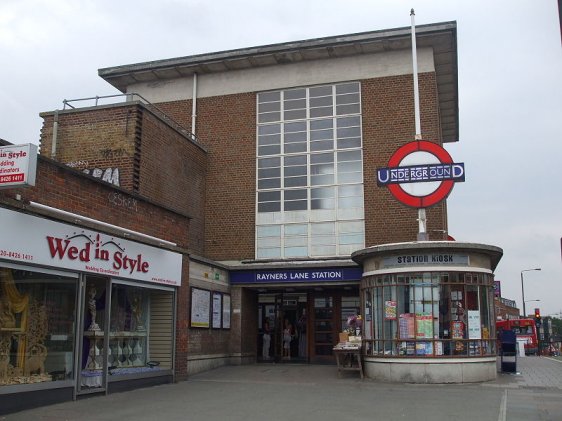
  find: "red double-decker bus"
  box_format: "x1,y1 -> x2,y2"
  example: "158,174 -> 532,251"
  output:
496,318 -> 539,355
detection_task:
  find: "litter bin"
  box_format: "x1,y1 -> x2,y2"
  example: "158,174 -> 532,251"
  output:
499,330 -> 517,373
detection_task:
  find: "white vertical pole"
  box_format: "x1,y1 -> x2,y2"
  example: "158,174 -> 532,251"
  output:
411,9 -> 422,140
411,9 -> 428,241
192,73 -> 198,137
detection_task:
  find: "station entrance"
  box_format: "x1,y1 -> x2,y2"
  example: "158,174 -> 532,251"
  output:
256,287 -> 359,364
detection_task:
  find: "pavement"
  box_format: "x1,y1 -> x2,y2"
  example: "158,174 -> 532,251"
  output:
2,356 -> 562,421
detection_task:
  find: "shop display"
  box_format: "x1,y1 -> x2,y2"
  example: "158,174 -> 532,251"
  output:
0,269 -> 53,385
364,271 -> 495,358
82,286 -> 149,384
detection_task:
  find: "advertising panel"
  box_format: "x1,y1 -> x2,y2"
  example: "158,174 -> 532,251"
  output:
0,143 -> 38,188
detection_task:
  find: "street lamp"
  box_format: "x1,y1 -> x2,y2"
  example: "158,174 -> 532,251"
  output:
525,299 -> 541,314
521,268 -> 541,317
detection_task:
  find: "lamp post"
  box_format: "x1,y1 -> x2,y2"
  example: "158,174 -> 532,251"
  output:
521,268 -> 541,317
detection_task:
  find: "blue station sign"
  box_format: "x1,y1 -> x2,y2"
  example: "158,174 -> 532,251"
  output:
377,163 -> 465,185
230,267 -> 362,284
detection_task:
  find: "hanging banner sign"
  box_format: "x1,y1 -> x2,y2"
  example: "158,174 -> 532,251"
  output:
377,140 -> 465,208
0,143 -> 38,189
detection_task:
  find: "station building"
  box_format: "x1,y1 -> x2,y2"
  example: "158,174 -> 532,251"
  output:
0,20 -> 503,412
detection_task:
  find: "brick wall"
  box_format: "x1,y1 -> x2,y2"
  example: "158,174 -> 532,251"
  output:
362,72 -> 447,245
0,156 -> 189,246
136,108 -> 207,253
39,103 -> 208,254
175,256 -> 190,378
39,105 -> 139,191
158,94 -> 257,261
229,287 -> 258,357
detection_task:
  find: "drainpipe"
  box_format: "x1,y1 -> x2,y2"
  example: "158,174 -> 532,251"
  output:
191,73 -> 198,137
51,110 -> 59,158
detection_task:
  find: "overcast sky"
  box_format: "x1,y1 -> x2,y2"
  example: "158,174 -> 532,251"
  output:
1,0 -> 561,316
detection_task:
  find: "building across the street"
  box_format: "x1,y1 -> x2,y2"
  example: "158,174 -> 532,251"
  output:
495,297 -> 520,320
0,19 -> 503,413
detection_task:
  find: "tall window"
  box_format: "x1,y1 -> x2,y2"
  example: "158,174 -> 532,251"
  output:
256,83 -> 365,259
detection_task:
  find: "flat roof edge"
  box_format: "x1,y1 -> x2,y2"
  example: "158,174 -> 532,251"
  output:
98,21 -> 457,78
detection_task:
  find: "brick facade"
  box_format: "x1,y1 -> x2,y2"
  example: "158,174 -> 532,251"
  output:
31,24 -> 456,376
158,72 -> 448,260
361,72 -> 447,246
39,102 -> 208,255
34,71 -> 449,373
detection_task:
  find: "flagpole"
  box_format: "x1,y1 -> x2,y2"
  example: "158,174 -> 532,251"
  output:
411,8 -> 422,141
411,9 -> 428,241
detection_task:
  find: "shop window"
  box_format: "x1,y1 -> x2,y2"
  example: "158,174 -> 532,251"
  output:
341,296 -> 360,333
0,267 -> 77,386
81,282 -> 174,386
108,284 -> 174,376
362,271 -> 495,358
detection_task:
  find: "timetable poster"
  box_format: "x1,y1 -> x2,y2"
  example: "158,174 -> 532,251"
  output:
212,292 -> 222,329
222,294 -> 231,329
191,287 -> 211,328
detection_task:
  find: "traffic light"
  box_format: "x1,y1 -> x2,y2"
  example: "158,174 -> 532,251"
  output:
534,308 -> 542,328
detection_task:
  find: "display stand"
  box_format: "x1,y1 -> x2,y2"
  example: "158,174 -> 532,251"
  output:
333,342 -> 363,379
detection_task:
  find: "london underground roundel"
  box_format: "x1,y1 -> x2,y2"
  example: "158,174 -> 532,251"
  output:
376,141 -> 465,208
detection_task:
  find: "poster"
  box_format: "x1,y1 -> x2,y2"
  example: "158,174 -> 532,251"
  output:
451,321 -> 464,339
222,294 -> 231,329
416,313 -> 433,339
399,313 -> 415,339
416,342 -> 433,356
191,287 -> 211,328
467,310 -> 482,339
384,300 -> 397,320
212,292 -> 222,329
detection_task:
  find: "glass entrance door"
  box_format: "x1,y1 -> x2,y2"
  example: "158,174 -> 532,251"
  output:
77,276 -> 109,394
310,291 -> 360,363
311,295 -> 336,363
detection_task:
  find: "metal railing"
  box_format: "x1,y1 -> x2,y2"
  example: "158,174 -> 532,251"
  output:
363,338 -> 497,358
61,93 -> 198,143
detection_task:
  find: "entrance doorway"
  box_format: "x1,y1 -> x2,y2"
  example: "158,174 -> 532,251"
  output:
257,288 -> 359,364
258,293 -> 308,363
